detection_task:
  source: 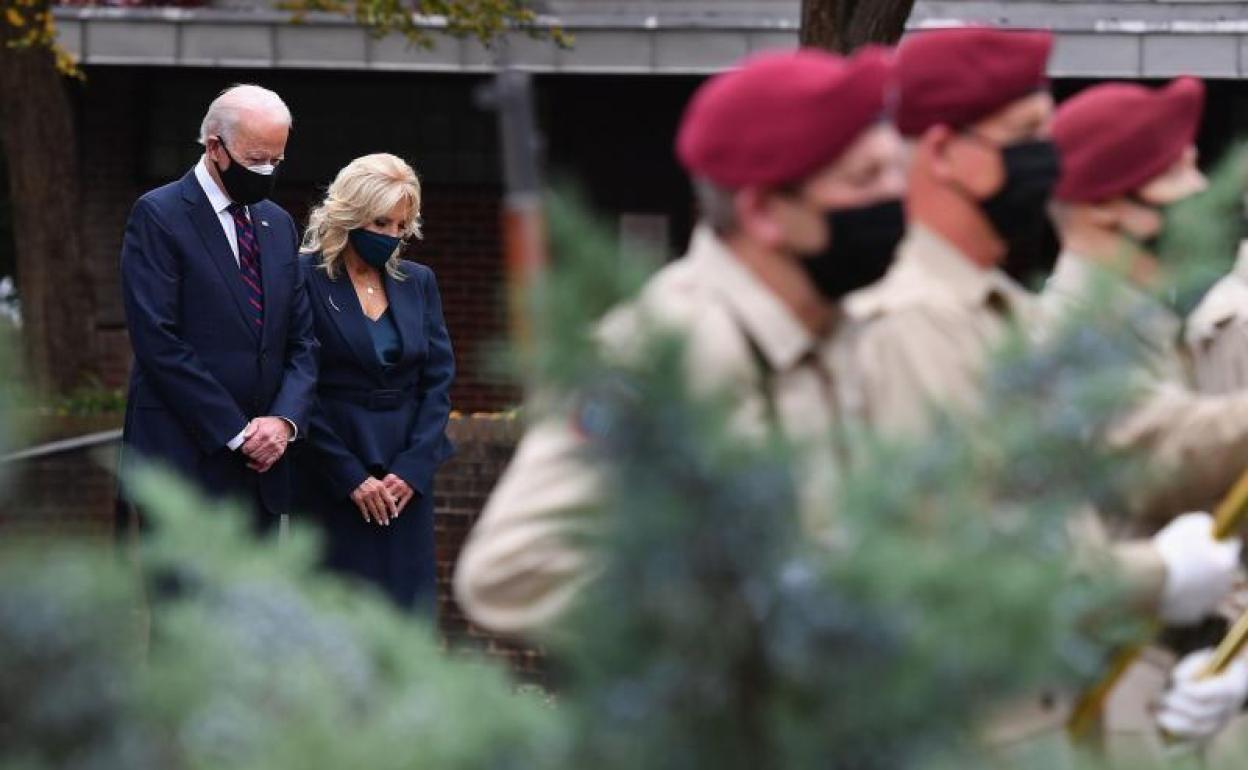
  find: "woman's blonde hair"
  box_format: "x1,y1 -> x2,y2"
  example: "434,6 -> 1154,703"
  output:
301,153 -> 423,280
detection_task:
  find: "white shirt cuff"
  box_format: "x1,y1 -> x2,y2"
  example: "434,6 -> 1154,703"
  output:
279,417 -> 298,441
227,426 -> 248,451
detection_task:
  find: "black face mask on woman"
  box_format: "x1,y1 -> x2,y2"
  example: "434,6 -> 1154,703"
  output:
798,199 -> 906,300
976,139 -> 1061,284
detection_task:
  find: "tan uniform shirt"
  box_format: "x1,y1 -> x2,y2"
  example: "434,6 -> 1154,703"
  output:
843,225 -> 1034,436
844,239 -> 1166,599
1187,241 -> 1248,394
1041,252 -> 1184,393
845,230 -> 1165,747
1042,252 -> 1248,530
454,226 -> 849,637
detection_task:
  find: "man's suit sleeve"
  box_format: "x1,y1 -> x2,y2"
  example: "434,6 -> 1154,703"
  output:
268,214 -> 319,437
120,197 -> 249,454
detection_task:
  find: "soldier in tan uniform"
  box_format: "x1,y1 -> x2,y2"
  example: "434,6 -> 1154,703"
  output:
454,48 -> 908,637
1044,77 -> 1248,526
1046,78 -> 1248,763
844,28 -> 1058,436
1181,148 -> 1248,770
842,30 -> 1243,757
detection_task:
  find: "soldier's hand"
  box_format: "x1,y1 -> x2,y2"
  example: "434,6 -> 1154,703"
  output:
351,477 -> 398,526
1153,512 -> 1242,626
1157,648 -> 1248,742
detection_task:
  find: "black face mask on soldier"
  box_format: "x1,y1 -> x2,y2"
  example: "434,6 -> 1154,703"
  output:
797,199 -> 906,300
212,138 -> 279,206
1002,216 -> 1061,290
975,139 -> 1061,279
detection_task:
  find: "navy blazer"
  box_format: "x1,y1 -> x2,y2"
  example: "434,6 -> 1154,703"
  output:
119,169 -> 318,517
297,254 -> 454,503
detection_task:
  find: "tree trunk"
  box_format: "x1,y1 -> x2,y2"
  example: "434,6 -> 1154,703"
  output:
799,0 -> 917,53
0,15 -> 94,393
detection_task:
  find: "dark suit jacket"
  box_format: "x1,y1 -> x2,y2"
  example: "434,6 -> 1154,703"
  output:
296,254 -> 454,504
119,169 -> 318,518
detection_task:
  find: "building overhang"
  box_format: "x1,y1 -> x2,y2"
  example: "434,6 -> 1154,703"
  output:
52,2 -> 1248,79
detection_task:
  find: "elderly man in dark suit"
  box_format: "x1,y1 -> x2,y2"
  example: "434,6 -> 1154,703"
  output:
119,83 -> 318,530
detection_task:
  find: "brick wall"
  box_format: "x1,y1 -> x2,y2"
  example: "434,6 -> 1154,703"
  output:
410,189 -> 521,415
436,413 -> 546,680
0,434 -> 119,539
80,178 -> 521,411
67,67 -> 703,411
0,414 -> 543,674
73,65 -> 521,412
77,68 -> 143,389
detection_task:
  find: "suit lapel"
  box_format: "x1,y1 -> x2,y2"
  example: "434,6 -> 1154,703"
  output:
180,173 -> 260,343
316,268 -> 385,381
253,205 -> 283,349
384,266 -> 416,366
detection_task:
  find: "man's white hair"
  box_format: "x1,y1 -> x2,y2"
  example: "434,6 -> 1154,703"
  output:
197,84 -> 292,146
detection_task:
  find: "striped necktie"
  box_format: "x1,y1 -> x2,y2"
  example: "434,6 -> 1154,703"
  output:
228,202 -> 264,328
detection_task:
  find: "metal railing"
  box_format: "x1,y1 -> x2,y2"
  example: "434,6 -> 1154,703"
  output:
0,429 -> 122,465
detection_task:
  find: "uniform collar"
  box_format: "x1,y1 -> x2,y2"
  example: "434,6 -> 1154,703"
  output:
194,156 -> 235,216
846,224 -> 1029,319
1046,250 -> 1181,350
688,225 -> 820,372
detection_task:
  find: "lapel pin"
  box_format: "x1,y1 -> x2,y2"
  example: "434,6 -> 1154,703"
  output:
261,220 -> 270,227
328,295 -> 342,313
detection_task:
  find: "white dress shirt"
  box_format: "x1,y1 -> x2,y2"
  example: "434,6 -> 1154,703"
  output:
193,157 -> 296,451
194,157 -> 246,267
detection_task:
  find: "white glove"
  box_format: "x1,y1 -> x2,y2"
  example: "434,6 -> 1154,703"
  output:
1153,512 -> 1242,626
1157,648 -> 1248,742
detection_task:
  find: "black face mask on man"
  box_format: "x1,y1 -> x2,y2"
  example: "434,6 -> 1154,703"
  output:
1001,216 -> 1062,289
976,139 -> 1061,283
212,138 -> 279,206
796,199 -> 906,301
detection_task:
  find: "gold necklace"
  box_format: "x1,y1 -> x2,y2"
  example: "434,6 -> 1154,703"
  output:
351,270 -> 381,295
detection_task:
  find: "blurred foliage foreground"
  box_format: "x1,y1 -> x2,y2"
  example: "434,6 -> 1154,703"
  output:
4,151 -> 1248,769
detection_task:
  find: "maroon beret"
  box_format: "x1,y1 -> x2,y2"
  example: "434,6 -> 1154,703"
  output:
675,47 -> 892,188
895,27 -> 1053,137
1052,77 -> 1205,203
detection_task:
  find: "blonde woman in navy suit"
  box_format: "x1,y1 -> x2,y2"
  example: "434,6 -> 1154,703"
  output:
297,153 -> 454,612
